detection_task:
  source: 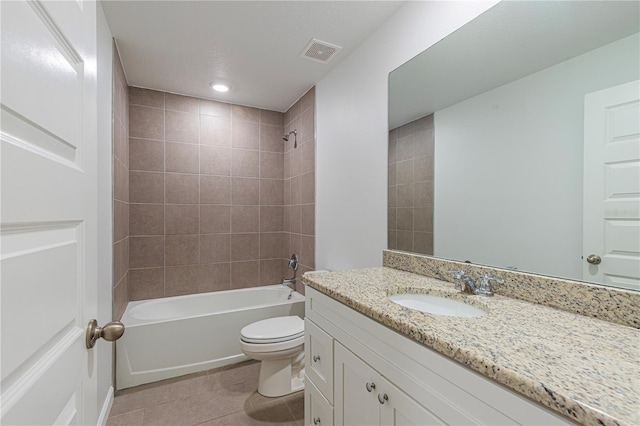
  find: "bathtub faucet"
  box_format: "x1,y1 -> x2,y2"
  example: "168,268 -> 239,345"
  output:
282,254 -> 299,291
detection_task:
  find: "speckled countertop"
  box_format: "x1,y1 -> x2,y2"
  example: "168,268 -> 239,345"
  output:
302,267 -> 640,426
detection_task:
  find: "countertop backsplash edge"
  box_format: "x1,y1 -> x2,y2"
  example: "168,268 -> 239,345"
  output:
382,249 -> 639,329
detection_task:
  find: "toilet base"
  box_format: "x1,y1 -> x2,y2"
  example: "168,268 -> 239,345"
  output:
257,358 -> 305,397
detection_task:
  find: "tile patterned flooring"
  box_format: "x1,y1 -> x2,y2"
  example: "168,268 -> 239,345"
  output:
106,361 -> 303,426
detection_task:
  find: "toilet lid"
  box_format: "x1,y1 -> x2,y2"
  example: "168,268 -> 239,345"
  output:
240,316 -> 304,344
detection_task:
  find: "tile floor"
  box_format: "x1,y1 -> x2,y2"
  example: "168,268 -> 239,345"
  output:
106,361 -> 303,426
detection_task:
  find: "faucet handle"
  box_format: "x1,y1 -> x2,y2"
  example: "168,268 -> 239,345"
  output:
477,273 -> 502,296
447,270 -> 465,279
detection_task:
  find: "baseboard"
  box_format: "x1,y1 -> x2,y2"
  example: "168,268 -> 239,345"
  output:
97,386 -> 114,426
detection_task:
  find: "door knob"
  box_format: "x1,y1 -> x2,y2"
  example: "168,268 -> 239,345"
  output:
378,393 -> 389,404
366,382 -> 376,392
86,319 -> 125,349
586,254 -> 602,265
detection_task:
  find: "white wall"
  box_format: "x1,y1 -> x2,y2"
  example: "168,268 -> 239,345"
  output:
434,34 -> 639,281
96,3 -> 114,421
315,1 -> 499,271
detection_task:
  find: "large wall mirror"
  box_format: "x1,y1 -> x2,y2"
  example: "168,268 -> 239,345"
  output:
388,1 -> 640,291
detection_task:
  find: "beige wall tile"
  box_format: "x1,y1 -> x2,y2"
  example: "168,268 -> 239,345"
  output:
397,135 -> 414,162
301,172 -> 314,204
114,121 -> 128,167
260,152 -> 284,179
200,146 -> 232,176
165,265 -> 202,297
301,236 -> 315,269
414,181 -> 434,207
231,149 -> 259,177
231,178 -> 259,205
200,176 -> 231,204
260,233 -> 285,260
114,238 -> 129,284
200,205 -> 230,234
231,261 -> 260,289
290,175 -> 301,205
165,93 -> 199,113
299,108 -> 314,144
301,204 -> 315,236
230,234 -> 259,261
260,125 -> 284,153
414,129 -> 434,157
129,105 -> 164,140
397,230 -> 413,252
129,268 -> 165,301
388,163 -> 396,186
129,171 -> 163,203
165,204 -> 199,234
260,206 -> 284,232
129,87 -> 164,108
414,232 -> 434,255
299,141 -> 314,174
388,208 -> 397,230
299,87 -> 315,113
260,179 -> 283,206
166,173 -> 199,204
166,235 -> 200,266
397,208 -> 414,231
205,263 -> 232,292
388,230 -> 397,250
199,234 -> 230,263
200,115 -> 231,147
200,99 -> 231,117
130,203 -> 164,236
114,158 -> 128,202
414,156 -> 434,182
232,121 -> 259,150
260,260 -> 282,285
283,179 -> 291,205
388,185 -> 397,207
260,109 -> 283,126
397,184 -> 413,208
166,110 -> 199,144
232,105 -> 260,123
129,236 -> 164,268
289,205 -> 301,234
414,208 -> 433,233
113,274 -> 128,320
231,206 -> 259,233
130,138 -> 164,172
166,142 -> 199,174
396,160 -> 414,185
114,200 -> 128,242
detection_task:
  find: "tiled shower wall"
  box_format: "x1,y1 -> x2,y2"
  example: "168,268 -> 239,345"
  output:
113,44 -> 129,320
283,88 -> 315,294
388,114 -> 434,255
127,88 -> 299,300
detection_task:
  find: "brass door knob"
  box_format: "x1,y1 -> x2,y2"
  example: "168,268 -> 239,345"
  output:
586,254 -> 602,265
86,319 -> 125,349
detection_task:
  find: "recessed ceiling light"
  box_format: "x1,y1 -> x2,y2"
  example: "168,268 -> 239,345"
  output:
211,83 -> 230,92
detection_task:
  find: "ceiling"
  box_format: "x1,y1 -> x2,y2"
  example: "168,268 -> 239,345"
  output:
102,0 -> 405,112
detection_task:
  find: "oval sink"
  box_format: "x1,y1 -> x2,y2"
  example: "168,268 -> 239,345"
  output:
389,294 -> 487,318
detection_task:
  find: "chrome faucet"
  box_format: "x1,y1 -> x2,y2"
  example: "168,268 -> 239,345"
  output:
448,270 -> 502,297
282,254 -> 299,290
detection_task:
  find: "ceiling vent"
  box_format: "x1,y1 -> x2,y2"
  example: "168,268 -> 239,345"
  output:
300,39 -> 342,64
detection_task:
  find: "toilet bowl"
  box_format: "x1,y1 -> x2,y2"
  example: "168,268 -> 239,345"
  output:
240,316 -> 305,397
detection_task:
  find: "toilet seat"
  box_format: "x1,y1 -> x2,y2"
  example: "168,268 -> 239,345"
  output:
240,316 -> 304,344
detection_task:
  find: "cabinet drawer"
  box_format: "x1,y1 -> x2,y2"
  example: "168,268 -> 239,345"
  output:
305,376 -> 334,426
305,318 -> 334,403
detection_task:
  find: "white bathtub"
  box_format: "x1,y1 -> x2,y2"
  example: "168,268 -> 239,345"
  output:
116,285 -> 305,389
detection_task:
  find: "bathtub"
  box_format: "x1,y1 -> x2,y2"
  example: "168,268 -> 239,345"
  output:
116,285 -> 305,389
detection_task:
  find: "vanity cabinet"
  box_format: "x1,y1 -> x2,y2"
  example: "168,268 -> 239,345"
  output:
304,287 -> 574,426
335,342 -> 443,425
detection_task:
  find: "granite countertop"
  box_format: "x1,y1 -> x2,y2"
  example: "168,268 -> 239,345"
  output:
302,267 -> 640,426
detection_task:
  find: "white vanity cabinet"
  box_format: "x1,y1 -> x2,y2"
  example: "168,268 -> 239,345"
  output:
304,287 -> 575,426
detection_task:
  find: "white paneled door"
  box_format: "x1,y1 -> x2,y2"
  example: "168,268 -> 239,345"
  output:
583,80 -> 640,291
1,0 -> 100,424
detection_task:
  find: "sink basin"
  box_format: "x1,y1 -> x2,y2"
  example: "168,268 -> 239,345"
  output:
389,294 -> 487,318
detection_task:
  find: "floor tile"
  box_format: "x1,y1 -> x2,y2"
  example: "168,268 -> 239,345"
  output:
197,399 -> 296,426
106,409 -> 144,426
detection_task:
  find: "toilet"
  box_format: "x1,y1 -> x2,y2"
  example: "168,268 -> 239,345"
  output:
240,316 -> 305,397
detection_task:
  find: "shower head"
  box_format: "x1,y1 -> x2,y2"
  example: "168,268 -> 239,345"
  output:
283,129 -> 298,148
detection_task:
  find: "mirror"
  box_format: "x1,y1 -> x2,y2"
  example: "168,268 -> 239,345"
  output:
388,1 -> 640,291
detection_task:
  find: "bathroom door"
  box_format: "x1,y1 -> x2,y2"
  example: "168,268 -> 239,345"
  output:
583,80 -> 640,291
1,0 -> 100,424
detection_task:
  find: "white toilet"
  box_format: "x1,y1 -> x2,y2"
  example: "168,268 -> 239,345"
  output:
240,316 -> 305,397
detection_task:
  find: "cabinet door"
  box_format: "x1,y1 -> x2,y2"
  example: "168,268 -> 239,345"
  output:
379,377 -> 445,426
305,318 -> 334,403
305,376 -> 334,426
334,342 -> 380,426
